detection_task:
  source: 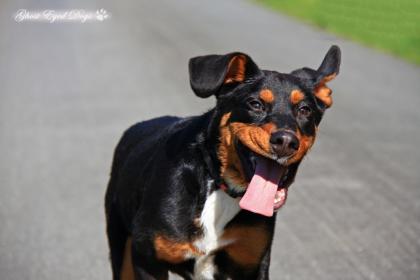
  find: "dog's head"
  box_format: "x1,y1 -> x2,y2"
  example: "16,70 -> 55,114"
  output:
189,46 -> 341,216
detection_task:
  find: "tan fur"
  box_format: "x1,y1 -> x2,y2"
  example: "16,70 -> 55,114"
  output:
228,123 -> 272,158
222,224 -> 271,267
120,237 -> 135,280
314,74 -> 336,107
154,235 -> 203,264
218,113 -> 273,187
218,114 -> 248,187
287,130 -> 315,164
261,123 -> 277,134
290,89 -> 305,105
259,89 -> 275,104
322,73 -> 336,83
224,55 -> 246,84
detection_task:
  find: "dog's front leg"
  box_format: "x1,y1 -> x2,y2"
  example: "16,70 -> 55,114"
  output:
133,267 -> 168,280
131,240 -> 169,280
256,246 -> 271,280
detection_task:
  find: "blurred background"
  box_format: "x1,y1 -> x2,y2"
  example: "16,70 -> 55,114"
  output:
0,0 -> 419,279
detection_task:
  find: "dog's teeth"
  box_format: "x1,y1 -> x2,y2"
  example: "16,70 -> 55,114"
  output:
274,193 -> 280,203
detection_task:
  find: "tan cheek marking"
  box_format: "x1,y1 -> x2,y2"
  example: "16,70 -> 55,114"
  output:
222,224 -> 271,267
218,112 -> 273,187
219,128 -> 247,186
218,111 -> 274,187
290,89 -> 305,105
259,89 -> 275,104
218,130 -> 246,187
224,55 -> 246,84
287,130 -> 315,164
261,123 -> 277,134
220,112 -> 232,127
218,113 -> 248,187
154,235 -> 203,264
120,237 -> 135,280
220,123 -> 273,186
229,123 -> 272,157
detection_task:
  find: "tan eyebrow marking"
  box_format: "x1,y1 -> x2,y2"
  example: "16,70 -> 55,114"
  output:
290,89 -> 305,105
259,89 -> 275,104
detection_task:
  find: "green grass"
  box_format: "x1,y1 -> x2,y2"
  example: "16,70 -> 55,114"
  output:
255,0 -> 420,65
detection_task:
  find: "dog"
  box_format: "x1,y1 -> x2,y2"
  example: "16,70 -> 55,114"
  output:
105,46 -> 341,280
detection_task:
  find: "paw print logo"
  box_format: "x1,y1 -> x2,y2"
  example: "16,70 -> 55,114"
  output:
96,9 -> 109,21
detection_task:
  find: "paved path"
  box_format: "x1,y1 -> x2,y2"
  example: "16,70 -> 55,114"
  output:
1,0 -> 419,279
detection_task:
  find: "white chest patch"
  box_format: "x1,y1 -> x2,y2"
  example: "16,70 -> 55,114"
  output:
193,189 -> 241,279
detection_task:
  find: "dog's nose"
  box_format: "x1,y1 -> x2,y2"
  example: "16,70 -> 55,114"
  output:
270,130 -> 300,157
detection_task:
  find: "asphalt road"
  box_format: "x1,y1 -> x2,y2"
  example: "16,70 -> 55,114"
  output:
1,0 -> 419,279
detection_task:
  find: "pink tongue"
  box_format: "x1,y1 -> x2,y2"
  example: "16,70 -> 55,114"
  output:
239,157 -> 283,217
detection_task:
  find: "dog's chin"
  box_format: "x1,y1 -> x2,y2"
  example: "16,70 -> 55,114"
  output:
234,140 -> 297,212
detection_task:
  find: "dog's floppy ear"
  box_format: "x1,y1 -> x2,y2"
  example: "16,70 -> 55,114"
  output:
291,45 -> 341,109
189,52 -> 262,98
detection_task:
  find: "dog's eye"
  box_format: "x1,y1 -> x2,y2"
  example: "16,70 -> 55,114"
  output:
247,100 -> 265,111
298,105 -> 312,117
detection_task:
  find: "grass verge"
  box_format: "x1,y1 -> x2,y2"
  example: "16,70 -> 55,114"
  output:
255,0 -> 420,65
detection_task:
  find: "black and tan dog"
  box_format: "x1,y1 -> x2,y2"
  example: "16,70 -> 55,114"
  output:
105,46 -> 341,280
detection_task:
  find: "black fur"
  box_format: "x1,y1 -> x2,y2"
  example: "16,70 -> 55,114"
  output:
105,46 -> 341,279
